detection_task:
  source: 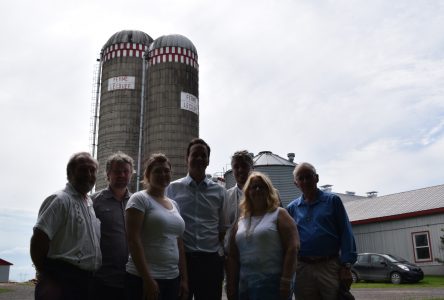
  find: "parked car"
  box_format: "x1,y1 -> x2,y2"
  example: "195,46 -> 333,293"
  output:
351,253 -> 424,284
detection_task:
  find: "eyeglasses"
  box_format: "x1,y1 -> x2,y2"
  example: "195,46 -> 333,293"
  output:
248,184 -> 268,190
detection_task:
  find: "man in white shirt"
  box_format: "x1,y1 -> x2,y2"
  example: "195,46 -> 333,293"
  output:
166,138 -> 228,300
31,152 -> 102,300
224,150 -> 253,252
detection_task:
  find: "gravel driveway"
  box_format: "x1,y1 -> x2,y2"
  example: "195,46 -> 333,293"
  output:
0,283 -> 34,300
1,282 -> 444,300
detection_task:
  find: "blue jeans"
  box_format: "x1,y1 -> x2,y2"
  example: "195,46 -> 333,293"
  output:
239,273 -> 293,300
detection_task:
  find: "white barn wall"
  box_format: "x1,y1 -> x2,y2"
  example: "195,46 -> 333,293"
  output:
0,265 -> 10,282
352,214 -> 444,275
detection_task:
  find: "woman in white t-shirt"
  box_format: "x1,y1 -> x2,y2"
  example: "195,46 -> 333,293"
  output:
125,153 -> 188,300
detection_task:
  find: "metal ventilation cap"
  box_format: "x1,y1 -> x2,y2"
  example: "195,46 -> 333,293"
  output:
254,151 -> 296,166
149,34 -> 197,54
102,30 -> 154,50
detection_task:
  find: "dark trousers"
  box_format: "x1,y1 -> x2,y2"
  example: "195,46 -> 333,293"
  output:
35,259 -> 94,300
125,272 -> 180,300
91,277 -> 125,300
186,252 -> 224,300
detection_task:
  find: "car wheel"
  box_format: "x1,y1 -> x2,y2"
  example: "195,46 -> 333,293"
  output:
390,272 -> 402,284
351,271 -> 359,283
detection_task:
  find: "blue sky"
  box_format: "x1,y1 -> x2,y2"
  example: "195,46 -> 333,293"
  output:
1,0 -> 444,281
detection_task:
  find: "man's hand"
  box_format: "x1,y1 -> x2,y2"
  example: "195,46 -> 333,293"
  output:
339,266 -> 353,289
279,277 -> 292,300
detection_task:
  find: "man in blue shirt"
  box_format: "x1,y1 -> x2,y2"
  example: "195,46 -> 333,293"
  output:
166,138 -> 228,300
287,162 -> 357,300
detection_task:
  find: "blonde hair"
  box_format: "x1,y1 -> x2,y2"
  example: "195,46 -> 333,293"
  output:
239,171 -> 280,217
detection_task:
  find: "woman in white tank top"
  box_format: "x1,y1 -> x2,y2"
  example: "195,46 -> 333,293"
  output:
226,172 -> 300,300
125,154 -> 188,300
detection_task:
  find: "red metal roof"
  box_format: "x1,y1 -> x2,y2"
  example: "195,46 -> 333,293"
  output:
0,258 -> 13,266
343,184 -> 444,223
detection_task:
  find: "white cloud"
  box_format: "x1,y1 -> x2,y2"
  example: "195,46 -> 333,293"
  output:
0,0 -> 443,208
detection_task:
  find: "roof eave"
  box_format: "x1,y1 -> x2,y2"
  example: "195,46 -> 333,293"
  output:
351,207 -> 444,225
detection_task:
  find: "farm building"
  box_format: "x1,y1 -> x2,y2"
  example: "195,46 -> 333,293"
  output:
0,258 -> 12,282
342,184 -> 444,275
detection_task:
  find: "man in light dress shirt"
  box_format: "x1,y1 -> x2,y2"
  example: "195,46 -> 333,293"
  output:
224,150 -> 254,252
166,138 -> 228,300
30,152 -> 102,300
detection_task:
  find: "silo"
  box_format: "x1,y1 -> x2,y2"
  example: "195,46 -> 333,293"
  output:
145,34 -> 199,179
96,30 -> 153,191
224,151 -> 301,207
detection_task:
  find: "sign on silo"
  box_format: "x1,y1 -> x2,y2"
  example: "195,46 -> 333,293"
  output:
181,92 -> 199,115
107,76 -> 135,91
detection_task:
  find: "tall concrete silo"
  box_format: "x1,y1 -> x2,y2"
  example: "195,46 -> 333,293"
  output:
144,34 -> 199,179
96,30 -> 153,190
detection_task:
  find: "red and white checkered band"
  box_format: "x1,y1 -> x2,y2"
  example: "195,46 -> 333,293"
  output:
148,47 -> 199,70
102,43 -> 149,62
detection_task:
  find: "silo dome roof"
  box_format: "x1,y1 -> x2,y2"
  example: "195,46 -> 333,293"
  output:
102,30 -> 153,50
253,151 -> 296,167
149,34 -> 197,54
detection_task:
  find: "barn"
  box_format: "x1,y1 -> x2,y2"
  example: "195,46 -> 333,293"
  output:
342,184 -> 444,275
0,258 -> 12,282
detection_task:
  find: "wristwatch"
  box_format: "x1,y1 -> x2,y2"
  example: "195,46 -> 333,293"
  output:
342,263 -> 352,269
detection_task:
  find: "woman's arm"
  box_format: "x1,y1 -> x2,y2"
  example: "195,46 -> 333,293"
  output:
225,222 -> 240,300
126,208 -> 159,300
277,207 -> 300,300
177,237 -> 189,300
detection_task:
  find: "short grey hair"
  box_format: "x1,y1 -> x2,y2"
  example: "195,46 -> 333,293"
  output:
105,151 -> 134,174
231,150 -> 254,167
293,162 -> 317,178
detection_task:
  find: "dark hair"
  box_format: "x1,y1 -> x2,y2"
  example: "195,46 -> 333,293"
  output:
186,138 -> 211,158
231,150 -> 253,167
66,152 -> 98,179
143,153 -> 172,186
105,151 -> 134,175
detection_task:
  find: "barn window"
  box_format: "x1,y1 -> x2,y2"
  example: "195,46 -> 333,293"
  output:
411,231 -> 432,262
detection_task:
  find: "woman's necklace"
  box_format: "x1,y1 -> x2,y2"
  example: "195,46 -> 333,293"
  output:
245,213 -> 265,242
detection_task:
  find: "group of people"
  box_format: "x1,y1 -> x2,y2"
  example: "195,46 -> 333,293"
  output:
30,138 -> 357,300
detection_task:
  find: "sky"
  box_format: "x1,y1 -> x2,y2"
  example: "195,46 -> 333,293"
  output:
1,0 -> 444,281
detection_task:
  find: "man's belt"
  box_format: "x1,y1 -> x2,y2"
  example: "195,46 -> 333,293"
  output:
298,255 -> 338,264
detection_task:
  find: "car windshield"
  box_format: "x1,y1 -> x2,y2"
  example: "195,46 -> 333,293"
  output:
383,254 -> 408,263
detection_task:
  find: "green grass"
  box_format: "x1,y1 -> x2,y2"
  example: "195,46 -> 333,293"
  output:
352,275 -> 444,288
0,282 -> 34,294
0,288 -> 12,294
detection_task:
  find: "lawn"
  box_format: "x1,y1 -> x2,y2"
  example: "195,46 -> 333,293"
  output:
0,288 -> 12,294
352,275 -> 444,288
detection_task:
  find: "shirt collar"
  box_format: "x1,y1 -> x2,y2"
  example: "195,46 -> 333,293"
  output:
185,174 -> 210,187
297,188 -> 323,206
104,186 -> 131,200
66,182 -> 91,201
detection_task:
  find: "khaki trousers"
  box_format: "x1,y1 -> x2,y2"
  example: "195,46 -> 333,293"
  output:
295,258 -> 341,300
